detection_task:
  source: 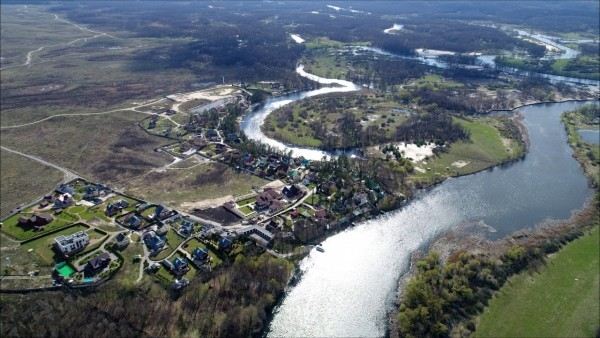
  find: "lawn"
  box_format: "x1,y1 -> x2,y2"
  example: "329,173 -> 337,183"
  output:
153,229 -> 185,260
239,205 -> 254,215
20,224 -> 89,266
475,226 -> 600,338
410,117 -> 523,184
183,238 -> 223,267
1,210 -> 78,241
113,241 -> 144,287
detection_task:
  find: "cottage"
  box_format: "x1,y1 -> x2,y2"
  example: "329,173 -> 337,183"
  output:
84,252 -> 111,276
178,220 -> 195,237
114,232 -> 130,249
171,257 -> 189,275
53,193 -> 73,210
18,213 -> 53,229
218,237 -> 233,252
192,247 -> 209,263
125,214 -> 143,228
255,188 -> 282,211
143,231 -> 165,252
56,184 -> 74,195
282,185 -> 302,199
55,231 -> 89,256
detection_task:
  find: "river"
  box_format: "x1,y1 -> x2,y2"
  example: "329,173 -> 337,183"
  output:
265,100 -> 595,337
240,65 -> 360,161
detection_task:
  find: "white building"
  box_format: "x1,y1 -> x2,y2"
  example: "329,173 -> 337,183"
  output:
54,231 -> 89,255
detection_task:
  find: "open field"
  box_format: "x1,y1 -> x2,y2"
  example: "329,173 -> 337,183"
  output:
20,224 -> 89,266
113,239 -> 145,287
1,210 -> 78,241
0,112 -> 171,185
126,162 -> 268,211
409,117 -> 524,184
0,149 -> 63,217
263,93 -> 410,148
475,226 -> 600,338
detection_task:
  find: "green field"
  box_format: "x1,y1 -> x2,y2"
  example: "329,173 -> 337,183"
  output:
20,224 -> 89,265
1,211 -> 78,241
410,117 -> 524,184
475,226 -> 600,338
183,238 -> 222,267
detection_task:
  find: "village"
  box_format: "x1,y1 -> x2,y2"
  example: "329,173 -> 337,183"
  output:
0,83 -> 395,292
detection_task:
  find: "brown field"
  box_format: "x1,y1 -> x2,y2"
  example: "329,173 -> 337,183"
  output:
126,161 -> 268,210
0,149 -> 63,217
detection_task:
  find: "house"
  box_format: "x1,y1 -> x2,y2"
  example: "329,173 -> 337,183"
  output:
114,232 -> 130,250
56,184 -> 74,195
192,247 -> 209,263
282,185 -> 302,199
84,252 -> 111,276
143,231 -> 165,252
269,200 -> 285,214
172,277 -> 189,290
53,193 -> 73,210
236,225 -> 274,247
178,220 -> 195,237
18,213 -> 53,229
55,231 -> 89,256
156,224 -> 169,236
125,214 -> 143,228
255,188 -> 282,211
171,257 -> 189,276
218,237 -> 233,252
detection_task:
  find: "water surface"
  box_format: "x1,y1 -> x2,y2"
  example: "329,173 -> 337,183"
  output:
267,101 -> 595,337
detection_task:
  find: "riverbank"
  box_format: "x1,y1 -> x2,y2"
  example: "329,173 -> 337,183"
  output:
562,103 -> 600,187
389,102 -> 599,338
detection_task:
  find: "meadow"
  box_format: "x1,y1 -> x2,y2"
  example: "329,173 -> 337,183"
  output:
475,226 -> 599,338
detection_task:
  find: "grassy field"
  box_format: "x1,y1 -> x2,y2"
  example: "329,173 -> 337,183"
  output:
20,223 -> 89,266
0,149 -> 63,217
410,117 -> 524,184
0,112 -> 172,185
475,226 -> 600,338
183,238 -> 222,267
263,93 -> 410,148
113,240 -> 144,287
1,211 -> 78,241
126,162 -> 267,210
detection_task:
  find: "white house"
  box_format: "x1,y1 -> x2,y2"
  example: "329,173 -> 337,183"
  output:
54,231 -> 90,255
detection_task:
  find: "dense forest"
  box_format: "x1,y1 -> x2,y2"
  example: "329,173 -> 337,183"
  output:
1,254 -> 292,338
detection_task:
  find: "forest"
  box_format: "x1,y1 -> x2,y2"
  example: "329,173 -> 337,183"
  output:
0,254 -> 293,338
396,200 -> 599,338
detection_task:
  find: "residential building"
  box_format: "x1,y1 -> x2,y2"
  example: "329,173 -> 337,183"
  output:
143,231 -> 165,253
84,252 -> 111,276
18,213 -> 53,229
55,231 -> 90,256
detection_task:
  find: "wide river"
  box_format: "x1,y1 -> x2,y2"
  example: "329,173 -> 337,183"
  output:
265,100 -> 595,337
